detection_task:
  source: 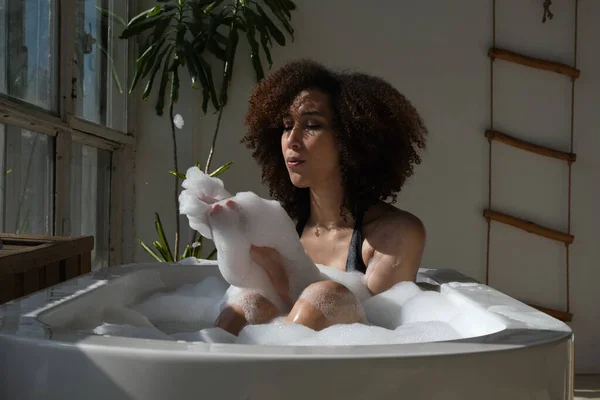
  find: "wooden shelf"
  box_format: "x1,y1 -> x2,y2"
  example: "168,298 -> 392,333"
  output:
485,130 -> 576,163
528,303 -> 573,322
489,47 -> 580,79
484,210 -> 574,244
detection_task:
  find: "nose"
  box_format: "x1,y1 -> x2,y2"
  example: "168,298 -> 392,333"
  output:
285,125 -> 302,150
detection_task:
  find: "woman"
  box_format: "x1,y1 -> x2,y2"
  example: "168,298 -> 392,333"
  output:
215,59 -> 427,335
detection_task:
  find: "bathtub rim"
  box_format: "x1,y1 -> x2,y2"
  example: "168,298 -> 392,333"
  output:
0,261 -> 573,360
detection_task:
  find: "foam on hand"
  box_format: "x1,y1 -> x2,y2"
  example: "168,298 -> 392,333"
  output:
179,166 -> 231,239
179,168 -> 324,312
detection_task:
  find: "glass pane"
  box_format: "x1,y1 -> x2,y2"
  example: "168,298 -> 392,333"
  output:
70,142 -> 111,271
74,0 -> 128,132
0,123 -> 55,235
0,0 -> 58,111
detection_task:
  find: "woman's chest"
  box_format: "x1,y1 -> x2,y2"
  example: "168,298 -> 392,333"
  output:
300,229 -> 373,271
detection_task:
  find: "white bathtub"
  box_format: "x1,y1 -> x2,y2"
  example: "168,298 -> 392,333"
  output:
0,261 -> 573,400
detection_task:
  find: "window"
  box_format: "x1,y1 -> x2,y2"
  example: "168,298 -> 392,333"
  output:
0,0 -> 132,270
70,142 -> 112,269
0,123 -> 54,235
74,0 -> 128,131
0,0 -> 58,111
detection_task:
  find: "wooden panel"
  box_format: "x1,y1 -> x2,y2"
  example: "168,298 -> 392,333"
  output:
64,256 -> 80,280
528,303 -> 573,322
0,233 -> 81,242
13,273 -> 24,300
23,270 -> 38,296
38,266 -> 47,291
489,47 -> 580,79
0,234 -> 95,302
46,261 -> 61,286
0,235 -> 94,275
0,277 -> 16,304
80,252 -> 92,274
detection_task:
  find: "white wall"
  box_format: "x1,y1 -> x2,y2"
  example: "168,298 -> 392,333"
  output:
133,0 -> 600,373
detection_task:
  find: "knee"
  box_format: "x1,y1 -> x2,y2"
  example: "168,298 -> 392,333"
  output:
301,281 -> 354,304
216,291 -> 279,335
287,280 -> 366,330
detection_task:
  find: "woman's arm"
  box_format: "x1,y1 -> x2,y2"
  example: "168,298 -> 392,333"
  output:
250,245 -> 294,309
250,213 -> 426,300
363,215 -> 426,295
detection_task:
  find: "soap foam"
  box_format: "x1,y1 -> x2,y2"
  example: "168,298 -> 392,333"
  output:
93,323 -> 173,341
92,167 -> 474,346
171,327 -> 237,343
398,291 -> 461,325
89,274 -> 469,347
179,166 -> 232,239
363,281 -> 422,329
237,324 -> 315,345
131,277 -> 229,333
316,264 -> 371,302
290,321 -> 460,346
179,168 -> 324,311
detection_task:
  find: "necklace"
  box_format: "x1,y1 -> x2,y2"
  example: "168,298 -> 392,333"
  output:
314,221 -> 352,237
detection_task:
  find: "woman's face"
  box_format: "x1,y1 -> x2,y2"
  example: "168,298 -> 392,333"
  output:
281,89 -> 341,189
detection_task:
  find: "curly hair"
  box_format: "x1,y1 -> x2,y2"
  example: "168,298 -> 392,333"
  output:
242,59 -> 427,223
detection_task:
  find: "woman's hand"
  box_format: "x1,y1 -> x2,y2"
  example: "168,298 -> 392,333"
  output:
249,246 -> 293,309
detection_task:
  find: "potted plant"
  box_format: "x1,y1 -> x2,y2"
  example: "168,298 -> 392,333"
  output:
117,0 -> 297,261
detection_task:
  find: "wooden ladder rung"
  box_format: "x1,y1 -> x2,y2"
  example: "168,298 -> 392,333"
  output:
485,130 -> 576,163
484,210 -> 574,244
527,303 -> 573,322
489,47 -> 580,79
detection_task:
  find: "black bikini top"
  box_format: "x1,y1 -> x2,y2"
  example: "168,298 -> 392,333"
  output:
295,212 -> 367,274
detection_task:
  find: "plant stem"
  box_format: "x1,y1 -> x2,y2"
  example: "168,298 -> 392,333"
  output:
204,0 -> 240,174
169,100 -> 180,258
204,105 -> 225,174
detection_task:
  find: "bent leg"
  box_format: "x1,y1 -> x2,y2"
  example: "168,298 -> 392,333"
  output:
215,290 -> 279,335
285,281 -> 366,331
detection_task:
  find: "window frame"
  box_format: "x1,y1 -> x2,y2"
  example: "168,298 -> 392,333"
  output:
0,0 -> 138,266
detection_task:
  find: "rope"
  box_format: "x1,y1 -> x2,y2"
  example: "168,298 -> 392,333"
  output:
543,0 -> 554,23
486,1 -> 578,316
485,0 -> 496,285
565,0 -> 578,314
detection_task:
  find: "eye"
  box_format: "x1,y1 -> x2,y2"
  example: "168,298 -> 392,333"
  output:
282,120 -> 294,131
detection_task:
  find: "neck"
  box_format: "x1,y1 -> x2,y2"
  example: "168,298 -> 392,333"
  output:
308,182 -> 353,229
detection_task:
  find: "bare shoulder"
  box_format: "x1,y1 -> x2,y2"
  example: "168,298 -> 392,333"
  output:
364,202 -> 426,246
361,202 -> 426,293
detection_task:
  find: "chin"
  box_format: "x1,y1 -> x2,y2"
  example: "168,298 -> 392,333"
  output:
289,173 -> 310,188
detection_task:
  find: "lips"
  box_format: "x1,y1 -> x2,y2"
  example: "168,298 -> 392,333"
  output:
286,156 -> 305,167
